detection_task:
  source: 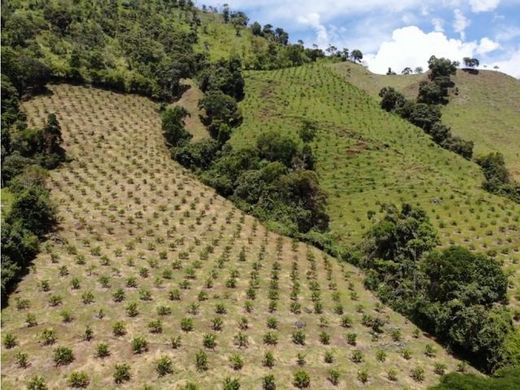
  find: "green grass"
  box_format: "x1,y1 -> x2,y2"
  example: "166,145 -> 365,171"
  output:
1,187 -> 14,219
0,84 -> 470,389
331,62 -> 520,180
230,63 -> 520,311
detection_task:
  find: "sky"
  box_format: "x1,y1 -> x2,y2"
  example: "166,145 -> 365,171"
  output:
198,0 -> 520,78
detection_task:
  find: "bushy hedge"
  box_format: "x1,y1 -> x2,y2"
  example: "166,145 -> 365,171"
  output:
361,204 -> 518,373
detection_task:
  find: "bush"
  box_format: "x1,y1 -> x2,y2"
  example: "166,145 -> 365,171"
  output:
53,346 -> 74,366
328,369 -> 340,385
95,343 -> 110,358
357,369 -> 369,384
161,107 -> 191,148
26,375 -> 47,390
229,353 -> 243,370
291,330 -> 306,345
156,355 -> 174,376
3,333 -> 17,349
262,374 -> 276,390
195,350 -> 208,371
411,367 -> 425,382
430,367 -> 520,390
181,317 -> 194,332
68,371 -> 89,388
203,333 -> 217,349
15,351 -> 29,368
223,377 -> 240,390
113,363 -> 131,384
293,370 -> 310,388
131,336 -> 148,354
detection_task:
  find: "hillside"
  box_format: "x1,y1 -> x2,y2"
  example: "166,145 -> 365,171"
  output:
0,84 -> 468,389
331,62 -> 520,180
229,64 -> 520,312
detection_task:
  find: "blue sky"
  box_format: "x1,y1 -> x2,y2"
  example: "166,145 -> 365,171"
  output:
199,0 -> 520,77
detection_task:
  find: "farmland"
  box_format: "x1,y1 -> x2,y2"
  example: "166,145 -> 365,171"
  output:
0,85 -> 469,389
230,63 -> 520,312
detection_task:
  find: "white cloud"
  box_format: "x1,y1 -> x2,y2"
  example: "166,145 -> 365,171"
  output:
432,18 -> 444,32
489,50 -> 520,78
469,0 -> 501,12
365,26 -> 476,73
476,37 -> 500,54
453,9 -> 470,39
297,13 -> 329,48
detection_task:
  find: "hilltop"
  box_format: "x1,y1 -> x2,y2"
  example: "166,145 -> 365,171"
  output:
331,62 -> 520,180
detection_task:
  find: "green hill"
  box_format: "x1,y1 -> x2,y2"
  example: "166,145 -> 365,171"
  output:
331,62 -> 520,180
2,1 -> 520,387
0,84 -> 468,389
229,63 -> 520,310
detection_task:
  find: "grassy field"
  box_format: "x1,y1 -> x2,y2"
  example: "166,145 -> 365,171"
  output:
172,79 -> 209,141
1,188 -> 14,219
0,84 -> 472,389
331,62 -> 520,180
229,64 -> 520,312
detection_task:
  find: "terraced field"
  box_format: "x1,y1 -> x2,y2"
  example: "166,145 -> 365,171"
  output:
1,84 -> 470,389
231,64 -> 520,311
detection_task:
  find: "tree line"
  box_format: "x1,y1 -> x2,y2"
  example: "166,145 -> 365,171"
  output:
379,56 -> 474,159
356,204 -> 520,374
162,58 -> 329,237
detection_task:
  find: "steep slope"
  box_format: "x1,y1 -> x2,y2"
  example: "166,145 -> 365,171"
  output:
230,64 -> 520,310
331,62 -> 520,180
1,84 -> 467,389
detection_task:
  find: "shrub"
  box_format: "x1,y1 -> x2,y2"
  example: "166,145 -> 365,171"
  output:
293,370 -> 310,388
131,336 -> 148,354
223,377 -> 240,390
181,317 -> 194,332
351,350 -> 364,363
15,351 -> 29,368
262,374 -> 276,390
292,330 -> 305,345
434,362 -> 447,375
113,363 -> 131,384
229,353 -> 243,370
328,369 -> 340,385
203,333 -> 217,349
148,319 -> 163,333
95,343 -> 110,358
263,351 -> 275,368
40,328 -> 56,345
53,346 -> 74,366
387,369 -> 398,381
296,353 -> 306,366
112,321 -> 126,336
68,371 -> 89,388
324,351 -> 335,363
411,367 -> 425,382
26,375 -> 47,390
156,355 -> 174,376
171,336 -> 182,349
267,317 -> 278,329
357,369 -> 369,384
319,332 -> 330,345
263,332 -> 278,345
195,350 -> 208,371
346,332 -> 357,345
3,333 -> 17,349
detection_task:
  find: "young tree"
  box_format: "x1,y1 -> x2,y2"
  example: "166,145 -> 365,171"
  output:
350,49 -> 363,62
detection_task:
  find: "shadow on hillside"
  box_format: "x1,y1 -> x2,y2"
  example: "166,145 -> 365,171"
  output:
462,68 -> 480,75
